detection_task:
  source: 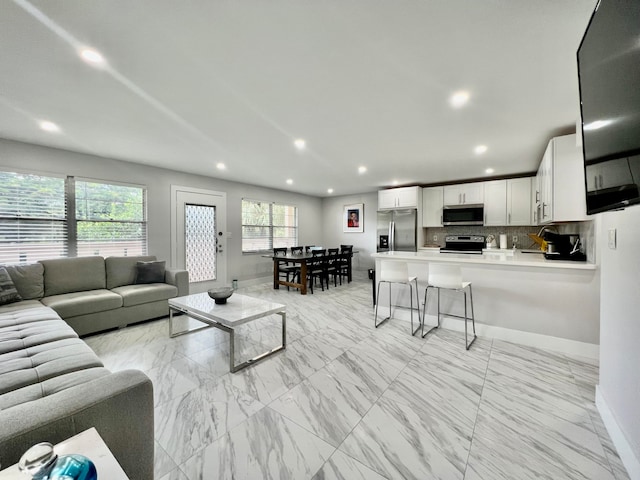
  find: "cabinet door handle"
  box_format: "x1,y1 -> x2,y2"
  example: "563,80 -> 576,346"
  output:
440,214 -> 443,225
508,213 -> 511,224
542,203 -> 547,218
463,193 -> 466,204
535,191 -> 539,202
594,175 -> 598,189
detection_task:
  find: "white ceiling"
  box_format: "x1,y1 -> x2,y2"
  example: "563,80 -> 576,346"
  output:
0,0 -> 596,197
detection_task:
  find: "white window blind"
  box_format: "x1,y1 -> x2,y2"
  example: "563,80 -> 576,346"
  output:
0,171 -> 67,263
241,199 -> 298,252
75,180 -> 147,257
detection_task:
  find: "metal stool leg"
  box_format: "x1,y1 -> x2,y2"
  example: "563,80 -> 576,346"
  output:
421,285 -> 439,338
374,281 -> 391,328
465,285 -> 477,350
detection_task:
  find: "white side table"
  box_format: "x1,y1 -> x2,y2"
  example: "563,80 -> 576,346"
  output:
0,428 -> 129,479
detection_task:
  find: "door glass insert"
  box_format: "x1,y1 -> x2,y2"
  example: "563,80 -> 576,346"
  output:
185,203 -> 216,282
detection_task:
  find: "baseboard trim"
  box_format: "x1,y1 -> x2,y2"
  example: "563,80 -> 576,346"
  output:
374,306 -> 599,359
596,387 -> 640,480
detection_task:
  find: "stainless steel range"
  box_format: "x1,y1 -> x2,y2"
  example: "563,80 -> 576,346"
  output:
440,235 -> 485,254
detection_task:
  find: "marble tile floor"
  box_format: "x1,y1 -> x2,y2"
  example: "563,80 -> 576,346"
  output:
83,271 -> 630,480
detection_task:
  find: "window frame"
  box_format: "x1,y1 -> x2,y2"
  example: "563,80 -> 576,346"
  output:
241,199 -> 298,254
0,169 -> 148,263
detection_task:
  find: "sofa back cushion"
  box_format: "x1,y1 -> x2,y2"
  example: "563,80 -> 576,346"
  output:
105,256 -> 157,289
4,263 -> 45,300
39,256 -> 106,296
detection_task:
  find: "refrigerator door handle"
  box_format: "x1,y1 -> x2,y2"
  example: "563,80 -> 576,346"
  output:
390,221 -> 395,251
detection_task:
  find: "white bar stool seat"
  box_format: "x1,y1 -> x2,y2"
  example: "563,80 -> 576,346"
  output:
374,260 -> 421,335
421,263 -> 477,349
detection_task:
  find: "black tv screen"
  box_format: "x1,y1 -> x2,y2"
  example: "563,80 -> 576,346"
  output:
577,0 -> 640,214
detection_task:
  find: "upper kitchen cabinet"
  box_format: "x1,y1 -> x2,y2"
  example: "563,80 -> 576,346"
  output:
443,182 -> 484,205
585,157 -> 634,191
506,177 -> 532,225
483,180 -> 507,226
422,186 -> 444,227
378,186 -> 421,209
536,134 -> 587,224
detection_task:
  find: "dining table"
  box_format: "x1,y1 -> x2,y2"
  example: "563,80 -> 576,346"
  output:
263,250 -> 356,295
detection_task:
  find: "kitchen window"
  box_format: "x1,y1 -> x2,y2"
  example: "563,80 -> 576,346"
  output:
0,170 -> 147,263
241,199 -> 297,253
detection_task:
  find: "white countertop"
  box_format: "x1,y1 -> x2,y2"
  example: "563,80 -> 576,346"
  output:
373,249 -> 596,270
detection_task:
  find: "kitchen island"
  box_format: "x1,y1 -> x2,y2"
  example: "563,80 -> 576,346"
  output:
372,249 -> 599,357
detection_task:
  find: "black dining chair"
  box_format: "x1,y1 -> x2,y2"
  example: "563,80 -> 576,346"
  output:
274,247 -> 297,290
338,245 -> 353,284
306,249 -> 326,293
325,248 -> 341,287
291,246 -> 304,255
305,245 -> 316,253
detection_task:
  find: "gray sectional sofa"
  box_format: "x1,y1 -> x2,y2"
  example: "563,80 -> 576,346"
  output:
6,255 -> 189,336
0,255 -> 189,479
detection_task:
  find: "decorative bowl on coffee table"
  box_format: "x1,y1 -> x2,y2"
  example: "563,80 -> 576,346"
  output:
207,287 -> 234,304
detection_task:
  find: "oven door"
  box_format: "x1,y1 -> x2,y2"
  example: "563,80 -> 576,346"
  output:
442,204 -> 484,225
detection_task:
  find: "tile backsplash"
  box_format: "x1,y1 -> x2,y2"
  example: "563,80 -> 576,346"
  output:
424,221 -> 595,251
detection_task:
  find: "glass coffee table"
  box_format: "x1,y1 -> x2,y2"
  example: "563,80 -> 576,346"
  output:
169,293 -> 286,373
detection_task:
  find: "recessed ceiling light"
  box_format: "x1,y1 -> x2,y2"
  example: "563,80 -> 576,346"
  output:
79,48 -> 105,65
286,178 -> 293,185
358,166 -> 367,174
485,168 -> 495,174
450,91 -> 470,108
39,120 -> 60,133
474,145 -> 488,155
294,139 -> 306,150
392,180 -> 399,186
327,188 -> 334,194
216,162 -> 226,170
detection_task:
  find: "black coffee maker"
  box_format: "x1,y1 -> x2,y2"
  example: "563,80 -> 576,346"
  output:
542,232 -> 586,261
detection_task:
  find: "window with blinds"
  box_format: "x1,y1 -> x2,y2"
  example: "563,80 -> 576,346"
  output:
241,199 -> 297,252
0,171 -> 68,264
0,171 -> 147,264
75,179 -> 147,258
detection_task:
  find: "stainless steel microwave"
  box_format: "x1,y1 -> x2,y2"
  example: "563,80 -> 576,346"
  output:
442,204 -> 484,226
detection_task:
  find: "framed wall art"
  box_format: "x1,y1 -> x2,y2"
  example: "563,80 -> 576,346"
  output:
343,203 -> 364,233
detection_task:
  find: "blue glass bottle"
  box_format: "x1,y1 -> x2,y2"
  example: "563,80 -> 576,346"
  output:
19,442 -> 97,480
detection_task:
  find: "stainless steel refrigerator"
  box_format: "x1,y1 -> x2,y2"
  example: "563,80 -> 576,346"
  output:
376,209 -> 417,252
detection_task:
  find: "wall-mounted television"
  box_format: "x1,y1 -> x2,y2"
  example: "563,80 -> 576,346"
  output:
577,0 -> 640,214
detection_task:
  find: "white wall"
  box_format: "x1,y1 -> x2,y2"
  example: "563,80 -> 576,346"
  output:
598,206 -> 640,476
321,192 -> 378,271
0,138 -> 323,281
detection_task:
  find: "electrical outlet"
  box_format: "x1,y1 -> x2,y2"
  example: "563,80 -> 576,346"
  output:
512,235 -> 518,246
433,234 -> 438,242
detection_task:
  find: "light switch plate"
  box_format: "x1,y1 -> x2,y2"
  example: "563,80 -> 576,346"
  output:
608,229 -> 616,249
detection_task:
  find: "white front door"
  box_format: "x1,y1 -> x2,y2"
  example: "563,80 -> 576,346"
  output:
171,185 -> 227,293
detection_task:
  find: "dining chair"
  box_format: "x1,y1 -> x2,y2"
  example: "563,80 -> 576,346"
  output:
306,249 -> 326,293
374,260 -> 421,336
325,248 -> 341,287
273,247 -> 296,290
305,245 -> 316,253
422,263 -> 477,350
338,245 -> 353,284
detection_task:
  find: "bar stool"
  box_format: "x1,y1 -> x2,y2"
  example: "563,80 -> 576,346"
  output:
421,263 -> 477,350
374,260 -> 421,335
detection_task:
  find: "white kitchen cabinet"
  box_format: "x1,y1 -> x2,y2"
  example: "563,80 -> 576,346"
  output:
443,182 -> 484,205
483,180 -> 507,226
536,134 -> 587,224
378,186 -> 420,209
422,186 -> 444,227
531,176 -> 540,225
506,177 -> 532,225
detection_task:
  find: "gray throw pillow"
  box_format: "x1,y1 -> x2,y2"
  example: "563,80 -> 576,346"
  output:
134,261 -> 166,284
0,266 -> 22,305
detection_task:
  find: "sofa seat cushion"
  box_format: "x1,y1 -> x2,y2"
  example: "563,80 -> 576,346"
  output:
111,283 -> 178,307
41,290 -> 123,318
0,366 -> 111,410
1,320 -> 78,355
0,338 -> 103,395
0,303 -> 60,327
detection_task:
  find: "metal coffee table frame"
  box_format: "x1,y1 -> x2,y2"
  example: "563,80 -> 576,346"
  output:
169,294 -> 286,373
